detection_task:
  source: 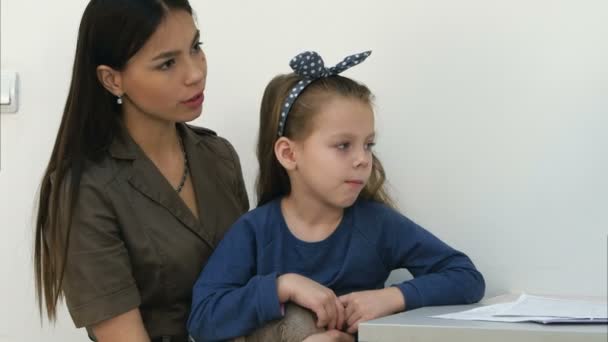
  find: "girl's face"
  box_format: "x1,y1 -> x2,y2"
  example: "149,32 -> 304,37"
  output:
292,96 -> 375,209
120,9 -> 206,124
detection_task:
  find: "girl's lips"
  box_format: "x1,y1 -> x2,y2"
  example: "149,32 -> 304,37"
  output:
345,180 -> 364,185
182,92 -> 204,108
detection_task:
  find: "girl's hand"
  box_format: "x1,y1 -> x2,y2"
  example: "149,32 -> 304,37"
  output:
277,273 -> 345,330
302,330 -> 355,342
338,287 -> 405,333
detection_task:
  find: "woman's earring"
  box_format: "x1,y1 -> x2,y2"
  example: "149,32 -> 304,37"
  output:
116,95 -> 123,105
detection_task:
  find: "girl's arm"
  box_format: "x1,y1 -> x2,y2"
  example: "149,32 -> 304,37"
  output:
381,207 -> 486,311
91,308 -> 150,342
187,220 -> 283,341
340,203 -> 486,333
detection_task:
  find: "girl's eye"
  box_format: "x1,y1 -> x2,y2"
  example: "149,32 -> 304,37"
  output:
337,143 -> 350,150
159,59 -> 176,70
365,142 -> 376,150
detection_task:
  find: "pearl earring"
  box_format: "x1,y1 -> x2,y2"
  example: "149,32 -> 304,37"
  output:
116,95 -> 123,104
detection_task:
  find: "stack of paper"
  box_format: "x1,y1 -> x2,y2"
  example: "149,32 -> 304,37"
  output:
433,294 -> 608,324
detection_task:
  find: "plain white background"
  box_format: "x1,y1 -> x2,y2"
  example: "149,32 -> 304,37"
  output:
1,1 -> 606,341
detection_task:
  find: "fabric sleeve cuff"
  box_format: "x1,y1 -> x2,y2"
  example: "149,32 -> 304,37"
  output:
67,285 -> 141,328
68,284 -> 141,328
395,282 -> 423,311
256,272 -> 283,323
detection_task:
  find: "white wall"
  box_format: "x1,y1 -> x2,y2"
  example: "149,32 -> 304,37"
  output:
1,0 -> 606,341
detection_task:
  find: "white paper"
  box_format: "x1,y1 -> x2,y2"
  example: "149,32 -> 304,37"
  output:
432,294 -> 608,324
494,294 -> 607,319
432,302 -> 559,323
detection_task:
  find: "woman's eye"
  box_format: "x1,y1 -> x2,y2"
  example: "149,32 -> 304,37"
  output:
159,59 -> 176,70
192,41 -> 203,53
337,143 -> 350,150
365,142 -> 376,150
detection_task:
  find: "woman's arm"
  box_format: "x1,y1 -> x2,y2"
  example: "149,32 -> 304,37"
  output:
57,173 -> 143,332
91,308 -> 150,342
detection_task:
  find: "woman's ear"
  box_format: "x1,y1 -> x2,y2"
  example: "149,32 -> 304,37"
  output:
96,65 -> 124,96
274,137 -> 297,171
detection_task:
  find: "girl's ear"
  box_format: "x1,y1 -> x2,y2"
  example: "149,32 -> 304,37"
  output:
274,137 -> 297,171
96,65 -> 124,96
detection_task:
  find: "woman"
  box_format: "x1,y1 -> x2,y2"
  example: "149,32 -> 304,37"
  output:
34,1 -> 248,341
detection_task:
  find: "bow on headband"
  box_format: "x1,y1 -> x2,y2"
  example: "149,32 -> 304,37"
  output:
278,50 -> 372,136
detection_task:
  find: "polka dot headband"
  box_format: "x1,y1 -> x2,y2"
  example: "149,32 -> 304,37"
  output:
277,50 -> 372,136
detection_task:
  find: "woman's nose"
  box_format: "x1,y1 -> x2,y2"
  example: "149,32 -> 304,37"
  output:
185,55 -> 206,86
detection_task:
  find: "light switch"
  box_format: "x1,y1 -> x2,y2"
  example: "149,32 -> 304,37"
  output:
1,71 -> 19,114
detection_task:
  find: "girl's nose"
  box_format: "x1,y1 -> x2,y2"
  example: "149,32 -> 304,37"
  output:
353,149 -> 371,168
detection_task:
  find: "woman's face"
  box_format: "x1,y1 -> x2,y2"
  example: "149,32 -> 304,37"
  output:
120,9 -> 206,124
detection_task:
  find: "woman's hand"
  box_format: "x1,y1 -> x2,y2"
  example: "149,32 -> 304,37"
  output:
338,287 -> 405,333
302,330 -> 355,342
277,273 -> 345,330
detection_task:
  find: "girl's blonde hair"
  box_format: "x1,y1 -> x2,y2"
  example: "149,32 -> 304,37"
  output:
255,74 -> 394,208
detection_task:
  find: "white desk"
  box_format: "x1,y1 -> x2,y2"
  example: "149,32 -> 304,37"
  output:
359,301 -> 607,342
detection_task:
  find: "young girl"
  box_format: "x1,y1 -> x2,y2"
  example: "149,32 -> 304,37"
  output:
187,51 -> 485,341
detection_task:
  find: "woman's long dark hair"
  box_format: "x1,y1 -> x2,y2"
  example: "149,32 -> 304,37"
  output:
34,0 -> 193,321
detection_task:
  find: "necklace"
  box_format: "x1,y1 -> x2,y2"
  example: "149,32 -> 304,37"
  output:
176,134 -> 189,193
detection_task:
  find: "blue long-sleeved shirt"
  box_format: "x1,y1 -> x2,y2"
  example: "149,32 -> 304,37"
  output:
187,199 -> 485,341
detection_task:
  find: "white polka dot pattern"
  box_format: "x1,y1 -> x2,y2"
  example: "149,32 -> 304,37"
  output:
277,50 -> 372,136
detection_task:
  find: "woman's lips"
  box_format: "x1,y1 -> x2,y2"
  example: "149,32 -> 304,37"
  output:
182,92 -> 204,108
